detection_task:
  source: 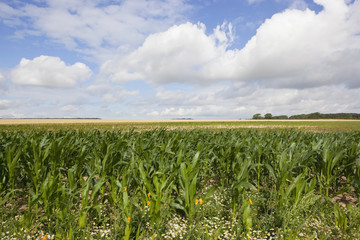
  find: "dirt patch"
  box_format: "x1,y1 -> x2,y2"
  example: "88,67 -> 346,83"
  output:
333,193 -> 358,207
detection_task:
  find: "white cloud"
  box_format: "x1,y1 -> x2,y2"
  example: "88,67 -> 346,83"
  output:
249,0 -> 307,9
10,55 -> 92,87
273,0 -> 308,10
102,0 -> 360,89
101,22 -> 233,84
248,0 -> 264,4
0,75 -> 6,94
0,100 -> 15,110
86,84 -> 138,104
2,0 -> 360,119
1,78 -> 359,119
289,0 -> 308,10
0,0 -> 190,60
60,105 -> 78,112
135,83 -> 360,119
223,0 -> 360,88
0,2 -> 20,26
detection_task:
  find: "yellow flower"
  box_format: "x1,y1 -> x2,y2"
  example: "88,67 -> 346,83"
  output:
249,199 -> 253,205
42,235 -> 48,240
195,198 -> 199,204
147,200 -> 151,206
199,198 -> 203,205
124,188 -> 127,192
127,217 -> 130,223
148,192 -> 151,198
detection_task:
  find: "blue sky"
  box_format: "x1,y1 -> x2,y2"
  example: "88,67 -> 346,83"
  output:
0,0 -> 359,119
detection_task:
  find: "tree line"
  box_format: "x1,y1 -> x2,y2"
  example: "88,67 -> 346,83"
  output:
252,112 -> 360,120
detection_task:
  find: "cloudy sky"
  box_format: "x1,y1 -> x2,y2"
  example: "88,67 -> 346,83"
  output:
0,0 -> 359,119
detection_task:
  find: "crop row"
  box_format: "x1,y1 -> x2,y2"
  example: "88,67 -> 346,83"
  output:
1,129 -> 360,239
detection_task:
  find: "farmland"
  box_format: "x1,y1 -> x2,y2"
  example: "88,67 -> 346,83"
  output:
1,120 -> 360,239
1,119 -> 360,132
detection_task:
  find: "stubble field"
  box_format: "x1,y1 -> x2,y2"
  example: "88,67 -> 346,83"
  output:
1,119 -> 360,132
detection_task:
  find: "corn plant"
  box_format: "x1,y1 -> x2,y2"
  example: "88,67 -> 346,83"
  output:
230,153 -> 254,219
0,128 -> 359,239
5,145 -> 21,194
172,151 -> 201,221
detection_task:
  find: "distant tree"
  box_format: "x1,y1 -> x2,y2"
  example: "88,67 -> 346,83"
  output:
252,113 -> 263,119
289,112 -> 360,119
272,115 -> 288,119
264,113 -> 272,119
289,114 -> 305,119
308,112 -> 321,119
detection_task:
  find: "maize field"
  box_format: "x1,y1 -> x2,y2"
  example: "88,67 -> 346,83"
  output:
1,128 -> 360,239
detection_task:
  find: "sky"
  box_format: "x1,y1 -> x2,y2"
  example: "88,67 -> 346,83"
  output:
0,0 -> 359,119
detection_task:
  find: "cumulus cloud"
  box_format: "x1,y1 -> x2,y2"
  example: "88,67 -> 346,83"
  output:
218,0 -> 360,88
101,22 -> 233,84
10,55 -> 92,87
102,0 -> 360,89
2,0 -> 360,119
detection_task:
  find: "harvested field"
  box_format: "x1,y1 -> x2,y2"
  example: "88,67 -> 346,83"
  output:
1,119 -> 360,132
1,118 -> 360,125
